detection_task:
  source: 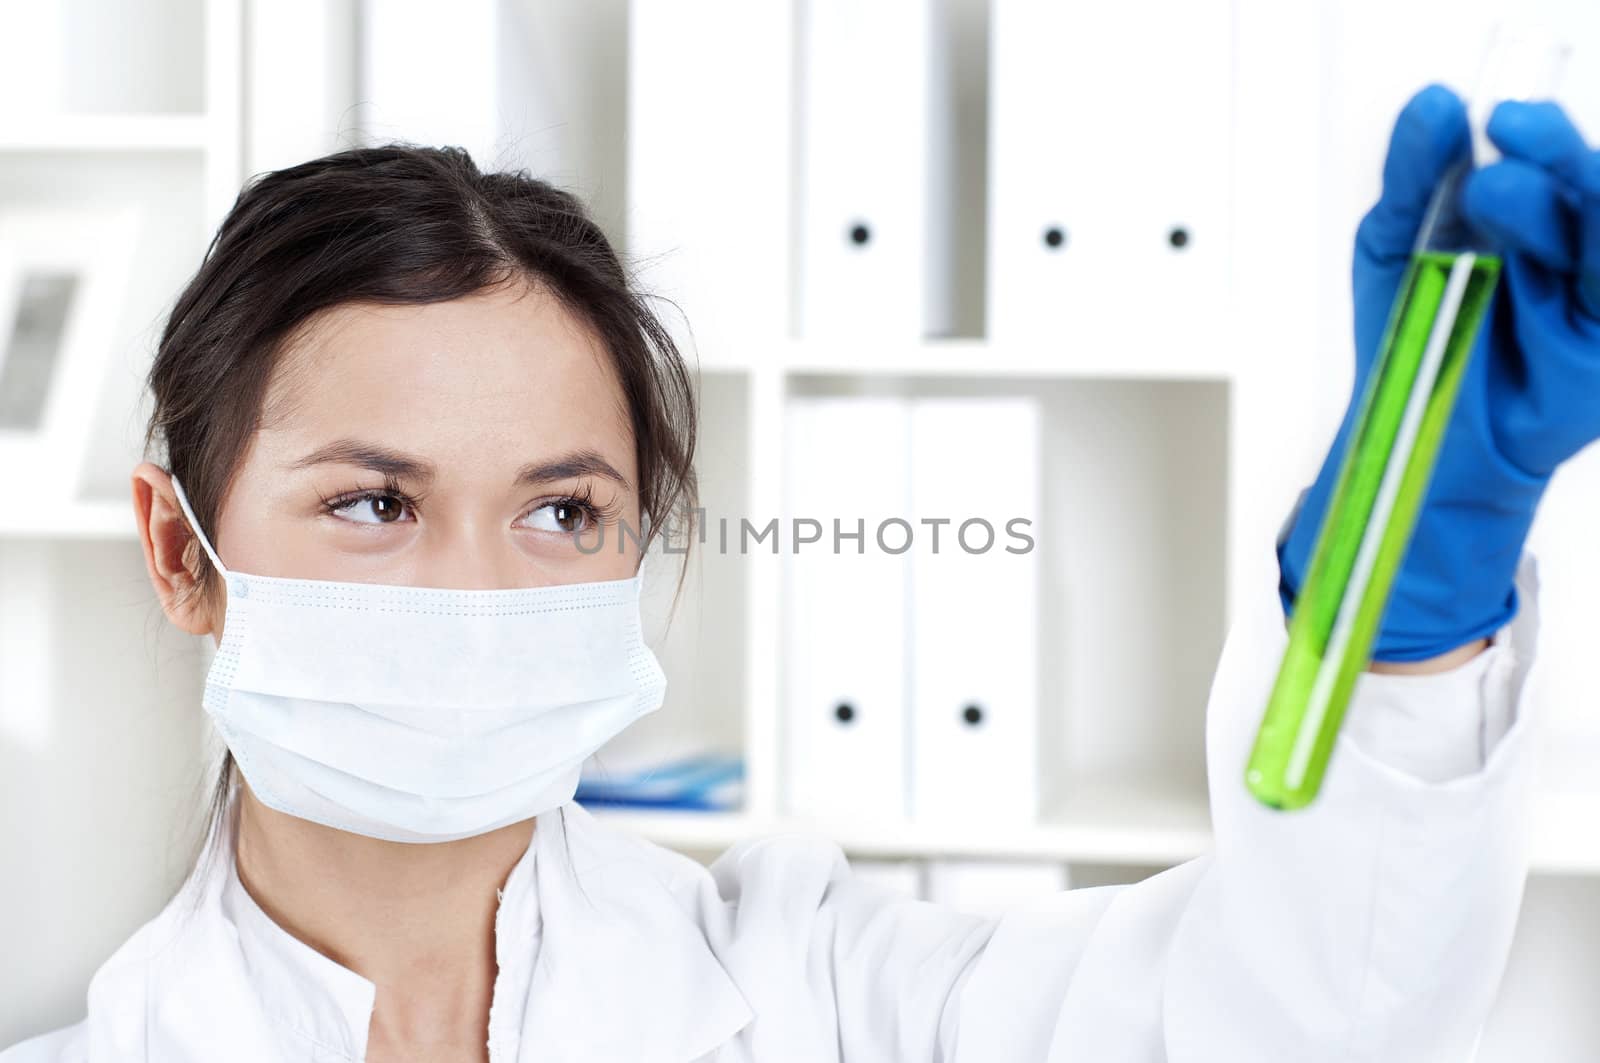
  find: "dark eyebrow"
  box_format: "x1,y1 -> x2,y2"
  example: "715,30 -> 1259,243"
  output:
288,439 -> 630,491
288,439 -> 435,483
516,450 -> 631,491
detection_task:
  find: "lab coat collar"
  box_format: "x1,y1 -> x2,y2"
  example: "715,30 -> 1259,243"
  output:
172,795 -> 750,1062
220,846 -> 379,1060
520,803 -> 755,1062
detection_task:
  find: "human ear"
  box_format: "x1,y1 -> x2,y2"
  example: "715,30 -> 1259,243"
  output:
131,461 -> 218,637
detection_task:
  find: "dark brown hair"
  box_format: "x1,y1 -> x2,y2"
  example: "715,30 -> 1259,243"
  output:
145,143 -> 698,876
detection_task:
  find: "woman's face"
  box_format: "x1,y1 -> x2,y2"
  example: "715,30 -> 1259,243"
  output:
141,279 -> 642,638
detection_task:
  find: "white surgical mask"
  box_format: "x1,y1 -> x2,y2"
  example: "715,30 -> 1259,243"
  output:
169,475 -> 667,843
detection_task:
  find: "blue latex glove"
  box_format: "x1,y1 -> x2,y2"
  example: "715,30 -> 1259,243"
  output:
1280,84 -> 1600,661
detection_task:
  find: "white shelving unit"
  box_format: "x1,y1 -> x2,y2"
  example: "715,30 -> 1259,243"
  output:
594,774 -> 1215,868
604,4 -> 1600,1060
597,0 -> 1600,899
0,0 -> 243,1044
0,0 -> 243,507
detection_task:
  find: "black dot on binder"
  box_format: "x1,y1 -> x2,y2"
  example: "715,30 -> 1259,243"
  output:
1168,226 -> 1191,250
961,703 -> 984,727
848,222 -> 872,247
834,702 -> 856,724
1043,225 -> 1066,250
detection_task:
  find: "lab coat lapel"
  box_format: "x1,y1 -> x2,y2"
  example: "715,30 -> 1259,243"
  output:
518,804 -> 754,1062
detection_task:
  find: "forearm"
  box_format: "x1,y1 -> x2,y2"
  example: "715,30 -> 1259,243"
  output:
1368,637 -> 1488,675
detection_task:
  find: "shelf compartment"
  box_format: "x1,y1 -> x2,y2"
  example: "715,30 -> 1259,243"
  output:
0,0 -> 207,119
586,369 -> 753,811
779,372 -> 1230,830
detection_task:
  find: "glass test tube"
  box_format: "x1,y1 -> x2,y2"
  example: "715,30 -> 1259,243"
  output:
1246,27 -> 1571,811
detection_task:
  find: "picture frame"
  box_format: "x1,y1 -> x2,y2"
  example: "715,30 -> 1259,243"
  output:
0,204 -> 143,504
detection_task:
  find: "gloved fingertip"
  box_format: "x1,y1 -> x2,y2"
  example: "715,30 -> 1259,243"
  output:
1383,86 -> 1471,207
1486,99 -> 1588,170
1486,99 -> 1542,139
1403,84 -> 1470,148
1412,83 -> 1467,113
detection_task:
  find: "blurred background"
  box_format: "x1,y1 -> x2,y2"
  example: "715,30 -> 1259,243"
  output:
2,0 -> 1600,1054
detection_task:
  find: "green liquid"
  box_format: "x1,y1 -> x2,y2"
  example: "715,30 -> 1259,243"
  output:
1247,250 -> 1502,811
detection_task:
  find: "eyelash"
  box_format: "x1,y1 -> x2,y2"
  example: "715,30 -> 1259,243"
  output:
316,474 -> 421,522
547,481 -> 622,529
316,475 -> 620,530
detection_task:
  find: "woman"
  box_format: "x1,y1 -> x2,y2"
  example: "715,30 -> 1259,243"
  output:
4,85 -> 1597,1061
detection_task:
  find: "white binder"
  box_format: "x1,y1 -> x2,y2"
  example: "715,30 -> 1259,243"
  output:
626,0 -> 793,362
986,0 -> 1231,356
923,860 -> 1069,918
360,0 -> 500,166
795,0 -> 956,338
909,398 -> 1041,824
782,397 -> 913,822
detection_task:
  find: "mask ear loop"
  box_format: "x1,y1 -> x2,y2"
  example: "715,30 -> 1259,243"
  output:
169,475 -> 231,580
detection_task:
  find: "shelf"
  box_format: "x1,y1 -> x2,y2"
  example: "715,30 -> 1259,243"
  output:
0,500 -> 139,540
592,784 -> 1600,876
693,338 -> 1236,381
0,113 -> 213,152
589,777 -> 1213,866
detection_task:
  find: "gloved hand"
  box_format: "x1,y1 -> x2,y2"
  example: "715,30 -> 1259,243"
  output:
1279,84 -> 1600,661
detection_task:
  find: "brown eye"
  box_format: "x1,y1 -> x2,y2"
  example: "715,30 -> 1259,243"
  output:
552,502 -> 586,533
523,500 -> 592,535
329,492 -> 414,525
369,496 -> 405,523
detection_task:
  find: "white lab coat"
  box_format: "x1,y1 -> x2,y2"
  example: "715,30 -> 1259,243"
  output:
1,561 -> 1541,1063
